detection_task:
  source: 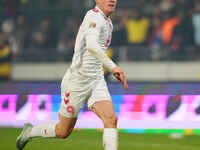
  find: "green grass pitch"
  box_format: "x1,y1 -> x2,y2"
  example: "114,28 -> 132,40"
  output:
0,128 -> 199,150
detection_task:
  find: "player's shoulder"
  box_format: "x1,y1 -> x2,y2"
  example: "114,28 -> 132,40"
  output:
85,8 -> 104,22
87,8 -> 101,17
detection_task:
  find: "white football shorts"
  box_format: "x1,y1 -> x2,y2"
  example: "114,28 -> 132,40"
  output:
59,70 -> 111,118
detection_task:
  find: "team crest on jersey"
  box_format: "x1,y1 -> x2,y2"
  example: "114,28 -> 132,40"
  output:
92,9 -> 99,13
89,22 -> 96,28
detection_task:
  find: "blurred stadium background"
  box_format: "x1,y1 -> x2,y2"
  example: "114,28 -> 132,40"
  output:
0,0 -> 200,150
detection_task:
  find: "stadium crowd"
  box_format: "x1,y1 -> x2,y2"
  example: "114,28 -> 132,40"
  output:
0,0 -> 200,62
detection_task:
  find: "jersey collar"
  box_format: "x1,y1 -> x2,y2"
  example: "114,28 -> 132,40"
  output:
95,6 -> 110,20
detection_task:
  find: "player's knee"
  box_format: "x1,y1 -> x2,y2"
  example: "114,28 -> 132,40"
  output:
56,127 -> 73,139
103,113 -> 118,127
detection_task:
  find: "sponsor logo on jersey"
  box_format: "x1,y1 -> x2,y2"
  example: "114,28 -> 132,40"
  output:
92,9 -> 99,13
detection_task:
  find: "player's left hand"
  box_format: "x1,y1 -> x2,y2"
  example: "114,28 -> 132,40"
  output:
112,67 -> 128,89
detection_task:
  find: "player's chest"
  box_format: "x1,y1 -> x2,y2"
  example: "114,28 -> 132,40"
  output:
100,21 -> 113,47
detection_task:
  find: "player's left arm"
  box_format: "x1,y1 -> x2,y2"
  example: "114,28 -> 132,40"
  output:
84,12 -> 117,71
86,34 -> 128,89
85,16 -> 128,89
86,33 -> 116,71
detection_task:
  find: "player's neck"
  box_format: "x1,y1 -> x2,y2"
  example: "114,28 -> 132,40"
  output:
96,5 -> 111,17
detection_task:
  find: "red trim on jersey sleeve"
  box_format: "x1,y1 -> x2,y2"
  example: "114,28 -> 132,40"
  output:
92,9 -> 99,13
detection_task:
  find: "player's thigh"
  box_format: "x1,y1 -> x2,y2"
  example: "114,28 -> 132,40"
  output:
57,89 -> 88,136
57,113 -> 77,131
60,73 -> 90,118
91,100 -> 116,121
55,113 -> 77,138
87,78 -> 111,109
59,89 -> 90,119
88,79 -> 116,122
91,100 -> 118,128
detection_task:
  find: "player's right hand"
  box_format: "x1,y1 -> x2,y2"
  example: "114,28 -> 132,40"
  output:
112,67 -> 128,89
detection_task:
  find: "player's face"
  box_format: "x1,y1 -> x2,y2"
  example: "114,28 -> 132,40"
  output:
96,0 -> 117,16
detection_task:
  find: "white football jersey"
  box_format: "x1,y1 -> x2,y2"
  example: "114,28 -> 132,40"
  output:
70,6 -> 113,80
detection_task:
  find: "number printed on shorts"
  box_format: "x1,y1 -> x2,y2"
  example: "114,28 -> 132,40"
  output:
67,105 -> 75,114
